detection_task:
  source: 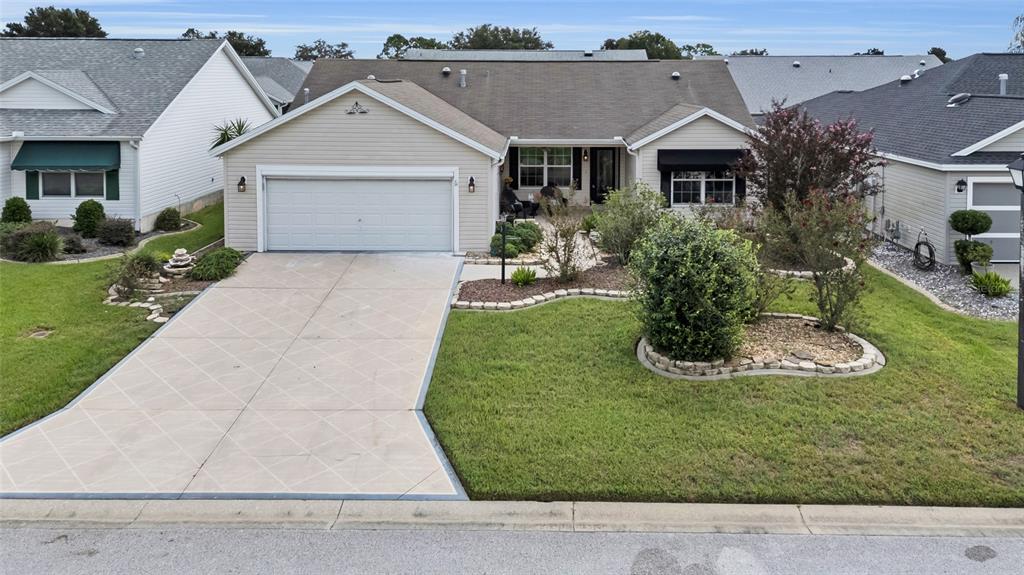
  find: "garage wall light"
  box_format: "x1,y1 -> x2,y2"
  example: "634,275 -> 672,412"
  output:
468,176 -> 476,193
237,176 -> 247,193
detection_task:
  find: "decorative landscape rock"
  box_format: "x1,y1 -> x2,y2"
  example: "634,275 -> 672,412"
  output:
163,248 -> 196,277
452,286 -> 632,311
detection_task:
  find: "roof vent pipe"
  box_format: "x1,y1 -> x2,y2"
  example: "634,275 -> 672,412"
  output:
792,60 -> 800,68
303,88 -> 310,105
999,73 -> 1008,96
912,69 -> 921,78
133,47 -> 144,59
441,66 -> 451,76
458,69 -> 467,88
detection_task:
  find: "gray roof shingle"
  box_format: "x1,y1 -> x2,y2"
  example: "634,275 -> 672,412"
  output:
293,59 -> 753,141
402,49 -> 649,61
0,38 -> 225,138
800,53 -> 1024,166
241,57 -> 312,104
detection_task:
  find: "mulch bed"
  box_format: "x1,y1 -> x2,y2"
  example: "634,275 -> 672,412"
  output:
736,317 -> 861,366
55,220 -> 197,261
457,262 -> 630,302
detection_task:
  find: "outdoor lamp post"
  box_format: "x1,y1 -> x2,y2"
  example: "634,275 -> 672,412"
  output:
1006,153 -> 1024,410
496,213 -> 515,284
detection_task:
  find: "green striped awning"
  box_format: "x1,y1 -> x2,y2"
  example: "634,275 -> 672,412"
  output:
11,141 -> 120,171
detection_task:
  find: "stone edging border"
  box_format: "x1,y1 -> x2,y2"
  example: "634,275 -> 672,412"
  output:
463,254 -> 545,266
768,255 -> 856,279
452,287 -> 631,310
638,312 -> 886,380
0,219 -> 201,266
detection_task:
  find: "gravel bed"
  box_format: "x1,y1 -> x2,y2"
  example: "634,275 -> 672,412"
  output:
869,242 -> 1017,321
739,317 -> 861,365
457,262 -> 629,303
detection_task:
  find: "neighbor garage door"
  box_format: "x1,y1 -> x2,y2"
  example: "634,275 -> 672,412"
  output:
969,179 -> 1020,263
265,178 -> 453,251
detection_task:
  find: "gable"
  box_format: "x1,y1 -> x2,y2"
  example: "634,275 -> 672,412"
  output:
0,76 -> 94,110
978,124 -> 1024,153
635,115 -> 750,150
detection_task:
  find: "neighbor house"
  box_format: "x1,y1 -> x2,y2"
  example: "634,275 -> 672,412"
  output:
242,56 -> 313,113
0,38 -> 278,231
211,57 -> 754,253
802,53 -> 1023,264
697,54 -> 944,120
401,48 -> 650,61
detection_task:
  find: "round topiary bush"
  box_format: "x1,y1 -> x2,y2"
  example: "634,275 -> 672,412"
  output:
489,233 -> 522,258
154,207 -> 182,232
629,215 -> 758,362
1,197 -> 32,224
73,199 -> 106,238
949,209 -> 992,237
190,247 -> 244,281
512,221 -> 542,251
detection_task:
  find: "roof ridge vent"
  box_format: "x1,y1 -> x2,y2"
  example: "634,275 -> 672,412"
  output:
946,92 -> 971,107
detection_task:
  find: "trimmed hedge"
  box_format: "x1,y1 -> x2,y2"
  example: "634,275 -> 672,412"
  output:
72,199 -> 105,238
1,197 -> 31,224
97,217 -> 136,247
154,207 -> 182,232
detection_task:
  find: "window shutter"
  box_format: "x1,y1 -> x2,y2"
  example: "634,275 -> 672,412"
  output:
105,170 -> 119,200
507,147 -> 519,189
25,171 -> 39,200
571,147 -> 582,191
659,170 -> 671,206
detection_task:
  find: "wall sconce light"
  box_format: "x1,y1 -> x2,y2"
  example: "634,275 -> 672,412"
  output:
955,179 -> 967,194
237,176 -> 247,193
468,176 -> 476,193
582,148 -> 589,162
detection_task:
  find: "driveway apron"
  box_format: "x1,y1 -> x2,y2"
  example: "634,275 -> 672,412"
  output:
0,253 -> 464,499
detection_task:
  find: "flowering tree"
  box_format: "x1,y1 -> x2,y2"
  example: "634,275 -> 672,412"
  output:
736,102 -> 884,213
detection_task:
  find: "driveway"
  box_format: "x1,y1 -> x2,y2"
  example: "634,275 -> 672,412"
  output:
0,253 -> 464,499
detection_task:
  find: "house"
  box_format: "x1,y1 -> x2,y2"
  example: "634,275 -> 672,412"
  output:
242,57 -> 313,113
211,58 -> 754,253
0,38 -> 278,231
697,54 -> 944,120
801,53 -> 1023,264
402,48 -> 650,61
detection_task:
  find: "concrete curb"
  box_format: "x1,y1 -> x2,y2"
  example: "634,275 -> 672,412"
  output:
3,500 -> 1022,536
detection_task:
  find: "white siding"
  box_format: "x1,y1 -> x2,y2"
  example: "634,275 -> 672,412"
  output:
874,160 -> 950,263
635,116 -> 749,186
222,92 -> 493,252
0,78 -> 92,110
5,140 -> 138,225
138,48 -> 273,230
978,126 -> 1024,153
0,142 -> 11,199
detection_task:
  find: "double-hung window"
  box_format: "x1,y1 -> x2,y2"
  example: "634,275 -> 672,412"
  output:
519,147 -> 572,188
670,169 -> 735,205
39,172 -> 105,198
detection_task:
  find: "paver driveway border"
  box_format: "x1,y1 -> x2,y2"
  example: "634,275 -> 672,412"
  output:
0,253 -> 468,501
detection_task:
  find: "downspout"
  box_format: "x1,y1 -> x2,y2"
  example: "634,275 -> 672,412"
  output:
129,139 -> 141,231
615,136 -> 640,183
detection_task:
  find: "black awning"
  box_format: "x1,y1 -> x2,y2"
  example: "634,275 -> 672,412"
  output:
657,149 -> 743,172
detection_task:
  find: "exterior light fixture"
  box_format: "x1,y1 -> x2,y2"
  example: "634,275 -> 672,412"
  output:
955,179 -> 967,194
468,176 -> 476,193
583,148 -> 589,162
237,176 -> 247,193
1005,152 -> 1024,410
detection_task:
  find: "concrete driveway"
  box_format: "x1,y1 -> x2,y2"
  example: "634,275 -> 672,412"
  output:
0,253 -> 465,499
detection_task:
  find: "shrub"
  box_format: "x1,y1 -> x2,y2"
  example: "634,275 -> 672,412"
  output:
96,217 -> 136,246
511,266 -> 537,287
1,197 -> 31,224
109,252 -> 162,299
540,189 -> 584,283
0,221 -> 27,247
581,213 -> 598,234
190,247 -> 244,281
970,271 -> 1011,298
1,221 -> 63,262
744,253 -> 796,323
72,199 -> 105,238
154,207 -> 182,232
630,216 -> 758,361
512,221 -> 542,251
489,233 -> 522,258
949,210 -> 992,237
954,239 -> 994,275
62,234 -> 86,254
594,181 -> 665,265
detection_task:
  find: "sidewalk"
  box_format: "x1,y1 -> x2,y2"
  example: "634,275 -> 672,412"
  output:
3,499 -> 1023,537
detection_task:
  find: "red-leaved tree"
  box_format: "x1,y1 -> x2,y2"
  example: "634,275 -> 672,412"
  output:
736,102 -> 884,213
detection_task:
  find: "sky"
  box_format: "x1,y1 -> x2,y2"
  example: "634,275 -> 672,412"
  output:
0,0 -> 1019,59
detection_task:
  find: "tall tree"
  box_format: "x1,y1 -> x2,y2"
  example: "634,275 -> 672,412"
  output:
927,47 -> 952,63
378,34 -> 448,59
2,6 -> 106,37
680,42 -> 719,58
180,29 -> 270,57
295,39 -> 353,61
448,24 -> 552,50
1011,13 -> 1023,53
731,48 -> 768,56
853,48 -> 885,55
602,30 -> 682,59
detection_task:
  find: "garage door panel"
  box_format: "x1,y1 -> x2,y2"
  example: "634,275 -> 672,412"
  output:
969,180 -> 1019,263
265,177 -> 453,251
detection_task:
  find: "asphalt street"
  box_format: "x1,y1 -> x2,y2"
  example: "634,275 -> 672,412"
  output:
2,526 -> 1022,574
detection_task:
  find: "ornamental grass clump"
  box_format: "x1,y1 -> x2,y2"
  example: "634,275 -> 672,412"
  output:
629,215 -> 758,362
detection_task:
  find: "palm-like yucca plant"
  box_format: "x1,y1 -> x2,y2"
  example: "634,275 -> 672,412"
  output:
210,118 -> 252,149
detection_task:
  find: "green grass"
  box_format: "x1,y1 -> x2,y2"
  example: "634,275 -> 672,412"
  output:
139,202 -> 224,258
425,268 -> 1023,506
0,202 -> 225,436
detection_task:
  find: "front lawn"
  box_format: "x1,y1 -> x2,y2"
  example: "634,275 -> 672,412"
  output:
425,268 -> 1023,506
0,202 -> 225,436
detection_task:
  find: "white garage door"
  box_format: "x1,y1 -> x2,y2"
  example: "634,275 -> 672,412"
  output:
969,179 -> 1020,263
265,178 -> 453,251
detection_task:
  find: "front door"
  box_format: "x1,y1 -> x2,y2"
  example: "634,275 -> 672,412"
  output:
589,147 -> 618,204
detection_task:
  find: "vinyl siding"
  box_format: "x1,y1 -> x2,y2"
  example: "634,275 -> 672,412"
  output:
222,92 -> 493,252
138,48 -> 273,229
978,126 -> 1024,153
0,77 -> 93,110
5,140 -> 138,224
635,116 -> 749,186
875,160 -> 950,263
0,142 -> 11,199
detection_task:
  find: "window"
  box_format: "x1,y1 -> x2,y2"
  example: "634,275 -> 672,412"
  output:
670,169 -> 735,205
518,147 -> 573,188
38,171 -> 105,198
